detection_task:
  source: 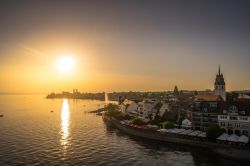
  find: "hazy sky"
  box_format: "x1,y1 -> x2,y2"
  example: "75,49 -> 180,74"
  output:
0,0 -> 250,93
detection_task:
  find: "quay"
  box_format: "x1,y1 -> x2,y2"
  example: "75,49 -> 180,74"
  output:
105,117 -> 250,161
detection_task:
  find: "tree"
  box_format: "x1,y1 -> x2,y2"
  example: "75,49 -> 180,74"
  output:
105,107 -> 131,121
194,90 -> 198,95
132,118 -> 146,126
174,85 -> 179,96
162,110 -> 178,123
206,124 -> 223,140
179,90 -> 183,95
161,121 -> 174,129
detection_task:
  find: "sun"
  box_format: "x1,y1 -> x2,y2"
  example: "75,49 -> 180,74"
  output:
56,55 -> 75,73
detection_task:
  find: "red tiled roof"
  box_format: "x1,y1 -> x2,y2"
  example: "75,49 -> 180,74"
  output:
195,95 -> 222,101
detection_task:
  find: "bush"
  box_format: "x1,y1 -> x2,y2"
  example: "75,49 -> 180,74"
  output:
123,113 -> 132,120
105,108 -> 131,120
132,118 -> 146,126
105,109 -> 118,117
115,112 -> 129,120
206,124 -> 223,140
105,103 -> 119,111
149,119 -> 161,125
162,121 -> 174,129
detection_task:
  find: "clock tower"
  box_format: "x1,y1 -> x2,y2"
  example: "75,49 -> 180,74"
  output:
214,65 -> 226,101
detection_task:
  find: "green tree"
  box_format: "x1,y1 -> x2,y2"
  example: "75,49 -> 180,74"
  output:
161,121 -> 174,129
174,85 -> 179,96
105,108 -> 131,121
179,90 -> 183,95
132,118 -> 146,126
194,90 -> 198,95
206,124 -> 223,140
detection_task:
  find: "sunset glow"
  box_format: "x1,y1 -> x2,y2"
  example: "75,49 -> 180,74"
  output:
0,1 -> 249,93
56,56 -> 75,74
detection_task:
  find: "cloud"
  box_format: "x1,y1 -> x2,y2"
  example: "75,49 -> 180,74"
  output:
19,44 -> 50,60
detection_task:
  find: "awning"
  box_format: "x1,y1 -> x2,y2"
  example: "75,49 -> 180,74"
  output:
217,133 -> 229,141
227,134 -> 239,142
157,129 -> 168,132
179,129 -> 194,135
167,128 -> 186,134
197,132 -> 207,138
188,130 -> 202,136
237,135 -> 249,143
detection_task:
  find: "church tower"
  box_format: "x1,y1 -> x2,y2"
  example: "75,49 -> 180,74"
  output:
214,65 -> 226,101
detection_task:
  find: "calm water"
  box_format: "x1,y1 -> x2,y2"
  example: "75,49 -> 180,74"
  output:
0,95 -> 242,166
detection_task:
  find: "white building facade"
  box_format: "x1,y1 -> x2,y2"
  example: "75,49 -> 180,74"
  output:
137,99 -> 159,121
218,103 -> 250,136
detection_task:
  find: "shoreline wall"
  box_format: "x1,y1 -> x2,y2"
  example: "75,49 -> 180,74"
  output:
108,118 -> 250,161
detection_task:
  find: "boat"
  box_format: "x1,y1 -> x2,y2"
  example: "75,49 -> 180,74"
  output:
0,114 -> 4,117
50,111 -> 54,113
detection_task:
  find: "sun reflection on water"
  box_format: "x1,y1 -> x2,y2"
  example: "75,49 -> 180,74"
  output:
61,99 -> 70,150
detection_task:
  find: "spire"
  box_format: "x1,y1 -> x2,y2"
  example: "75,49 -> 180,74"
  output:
218,64 -> 221,76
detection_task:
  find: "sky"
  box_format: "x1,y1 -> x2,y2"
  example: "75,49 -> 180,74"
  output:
0,0 -> 250,93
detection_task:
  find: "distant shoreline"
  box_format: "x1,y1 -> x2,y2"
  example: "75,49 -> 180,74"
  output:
46,92 -> 107,101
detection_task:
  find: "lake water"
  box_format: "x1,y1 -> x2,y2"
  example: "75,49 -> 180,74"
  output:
0,95 -> 243,166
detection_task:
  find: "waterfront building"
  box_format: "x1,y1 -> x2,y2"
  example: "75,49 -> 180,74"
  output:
119,103 -> 127,112
167,94 -> 178,102
125,101 -> 138,117
181,119 -> 192,129
192,66 -> 227,130
192,95 -> 223,130
159,102 -> 170,117
214,65 -> 226,101
218,99 -> 250,136
119,99 -> 133,112
137,99 -> 159,121
137,99 -> 171,121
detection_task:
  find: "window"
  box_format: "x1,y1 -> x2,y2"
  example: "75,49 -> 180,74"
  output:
195,113 -> 201,116
195,102 -> 200,108
240,111 -> 246,115
210,103 -> 217,108
229,105 -> 238,113
239,116 -> 248,121
234,123 -> 241,128
219,115 -> 228,120
220,122 -> 226,127
230,116 -> 237,120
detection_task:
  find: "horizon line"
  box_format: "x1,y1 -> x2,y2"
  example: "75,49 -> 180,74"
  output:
1,89 -> 250,95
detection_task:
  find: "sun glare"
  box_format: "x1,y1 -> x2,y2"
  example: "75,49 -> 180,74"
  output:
56,56 -> 75,73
